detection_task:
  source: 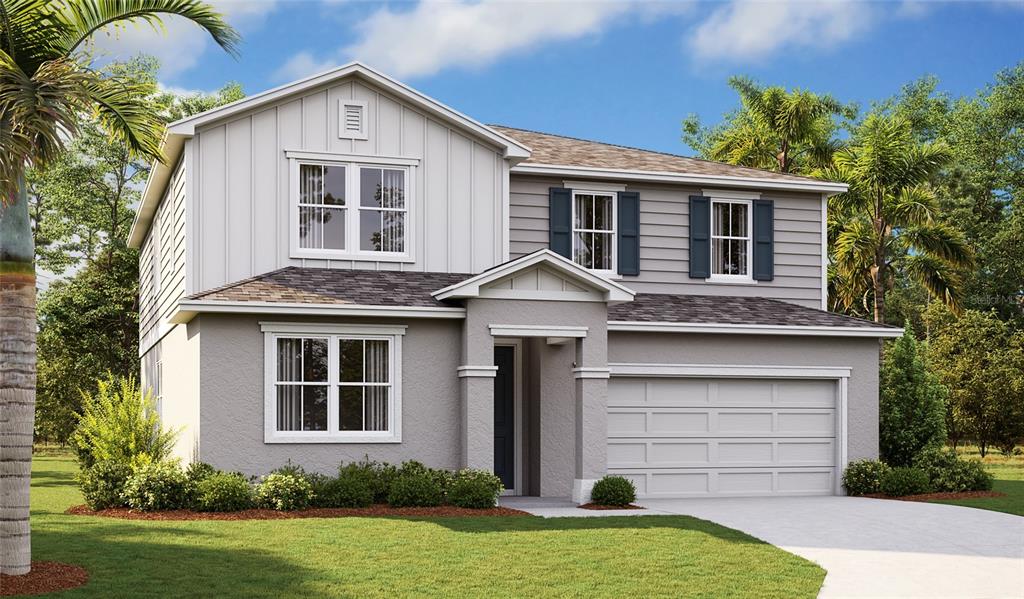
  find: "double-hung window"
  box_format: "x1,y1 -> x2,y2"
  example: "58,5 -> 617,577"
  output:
710,198 -> 752,279
293,158 -> 410,259
572,190 -> 616,272
264,323 -> 404,443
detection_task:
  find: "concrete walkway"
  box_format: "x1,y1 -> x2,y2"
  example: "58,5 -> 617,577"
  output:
502,495 -> 1024,598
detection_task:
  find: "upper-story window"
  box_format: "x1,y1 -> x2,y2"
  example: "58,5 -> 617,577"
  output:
710,198 -> 752,278
572,190 -> 616,272
294,160 -> 409,259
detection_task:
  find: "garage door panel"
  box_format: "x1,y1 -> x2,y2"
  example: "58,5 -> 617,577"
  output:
608,376 -> 838,498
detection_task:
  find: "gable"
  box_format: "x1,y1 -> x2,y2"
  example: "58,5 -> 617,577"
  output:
480,265 -> 605,301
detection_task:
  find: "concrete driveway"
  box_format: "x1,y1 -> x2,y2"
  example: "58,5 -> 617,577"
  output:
642,496 -> 1024,598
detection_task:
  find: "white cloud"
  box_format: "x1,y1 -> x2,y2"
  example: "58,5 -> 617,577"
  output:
273,51 -> 338,82
688,0 -> 875,64
90,1 -> 280,78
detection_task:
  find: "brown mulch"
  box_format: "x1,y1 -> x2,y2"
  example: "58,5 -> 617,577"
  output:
0,562 -> 89,597
66,504 -> 531,520
864,490 -> 1006,502
579,503 -> 645,510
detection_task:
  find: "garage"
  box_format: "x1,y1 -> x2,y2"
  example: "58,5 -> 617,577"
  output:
607,367 -> 848,498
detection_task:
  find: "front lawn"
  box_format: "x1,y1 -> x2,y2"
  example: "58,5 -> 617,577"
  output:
926,446 -> 1024,517
20,454 -> 825,598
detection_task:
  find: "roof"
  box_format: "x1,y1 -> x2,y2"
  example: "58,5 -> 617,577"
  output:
492,125 -> 845,190
188,267 -> 469,307
609,293 -> 901,336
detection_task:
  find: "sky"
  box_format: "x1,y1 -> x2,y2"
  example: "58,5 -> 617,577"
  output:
92,0 -> 1024,156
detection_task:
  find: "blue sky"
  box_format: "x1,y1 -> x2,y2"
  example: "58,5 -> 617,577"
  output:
96,0 -> 1024,155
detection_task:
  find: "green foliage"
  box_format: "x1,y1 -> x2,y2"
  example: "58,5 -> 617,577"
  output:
927,308 -> 1024,456
156,82 -> 246,123
387,469 -> 444,508
71,375 -> 178,470
255,473 -> 314,511
397,460 -> 453,495
880,325 -> 948,466
122,461 -> 189,511
351,459 -> 399,504
913,448 -> 994,492
76,460 -> 132,510
193,473 -> 253,512
35,248 -> 138,444
447,469 -> 504,509
841,460 -> 890,496
880,467 -> 932,497
590,475 -> 638,507
312,472 -> 374,509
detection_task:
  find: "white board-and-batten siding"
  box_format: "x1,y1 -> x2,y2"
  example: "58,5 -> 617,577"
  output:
139,157 -> 187,347
508,175 -> 824,308
188,77 -> 507,294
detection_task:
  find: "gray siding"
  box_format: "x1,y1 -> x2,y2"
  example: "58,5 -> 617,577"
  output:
139,157 -> 187,347
509,175 -> 824,308
188,76 -> 507,295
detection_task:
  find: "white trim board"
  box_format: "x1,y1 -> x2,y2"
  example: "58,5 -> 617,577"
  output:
172,301 -> 465,324
608,363 -> 852,379
607,321 -> 903,338
489,324 -> 588,338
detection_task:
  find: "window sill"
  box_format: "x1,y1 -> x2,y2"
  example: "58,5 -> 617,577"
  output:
265,433 -> 402,444
705,275 -> 758,285
290,250 -> 415,263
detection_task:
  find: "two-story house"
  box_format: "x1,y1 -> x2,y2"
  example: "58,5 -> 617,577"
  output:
129,63 -> 900,503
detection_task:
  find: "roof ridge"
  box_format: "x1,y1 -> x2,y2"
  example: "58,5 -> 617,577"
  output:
490,124 -> 826,184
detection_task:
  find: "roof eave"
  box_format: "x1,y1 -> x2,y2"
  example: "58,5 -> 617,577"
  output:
171,299 -> 468,324
127,132 -> 186,248
607,321 -> 903,338
511,163 -> 848,195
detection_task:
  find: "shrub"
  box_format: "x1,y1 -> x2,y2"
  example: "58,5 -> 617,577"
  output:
880,467 -> 932,497
879,325 -> 947,467
590,475 -> 637,507
193,473 -> 253,512
387,470 -> 444,507
913,448 -> 994,492
184,462 -> 218,502
71,375 -> 179,470
122,461 -> 189,511
77,461 -> 132,510
447,469 -> 503,508
842,459 -> 890,496
255,473 -> 314,511
313,473 -> 374,509
398,461 -> 453,495
343,459 -> 399,504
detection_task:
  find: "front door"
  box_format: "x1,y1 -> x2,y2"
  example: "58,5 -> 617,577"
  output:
493,345 -> 515,490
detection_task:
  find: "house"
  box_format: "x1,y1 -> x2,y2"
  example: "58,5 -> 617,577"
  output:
129,62 -> 900,503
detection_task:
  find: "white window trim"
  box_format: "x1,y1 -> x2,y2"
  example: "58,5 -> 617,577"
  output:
338,100 -> 368,140
262,322 -> 405,444
708,197 -> 755,283
288,158 -> 415,263
570,188 -> 617,276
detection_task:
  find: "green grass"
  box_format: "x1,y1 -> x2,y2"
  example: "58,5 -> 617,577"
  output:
22,454 -> 825,598
926,446 -> 1024,517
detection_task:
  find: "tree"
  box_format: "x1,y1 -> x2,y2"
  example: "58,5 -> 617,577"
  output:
821,114 -> 973,323
879,324 -> 947,466
0,0 -> 237,576
682,76 -> 854,174
927,307 -> 1024,456
157,80 -> 245,123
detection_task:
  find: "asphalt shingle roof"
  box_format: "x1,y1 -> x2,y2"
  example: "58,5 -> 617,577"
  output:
491,125 -> 830,184
609,293 -> 894,329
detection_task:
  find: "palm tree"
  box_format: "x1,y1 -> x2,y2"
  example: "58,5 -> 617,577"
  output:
821,114 -> 973,323
0,0 -> 237,576
692,76 -> 852,174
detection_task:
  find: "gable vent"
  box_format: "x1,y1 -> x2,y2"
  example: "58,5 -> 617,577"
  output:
338,100 -> 368,140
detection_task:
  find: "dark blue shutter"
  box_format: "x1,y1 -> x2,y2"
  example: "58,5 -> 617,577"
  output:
549,187 -> 572,259
617,191 -> 640,275
689,195 -> 710,279
753,199 -> 774,281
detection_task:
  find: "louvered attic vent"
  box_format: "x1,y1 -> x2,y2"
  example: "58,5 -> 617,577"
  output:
338,100 -> 368,140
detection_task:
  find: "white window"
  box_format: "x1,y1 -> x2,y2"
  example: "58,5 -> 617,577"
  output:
710,198 -> 752,279
263,323 -> 404,443
292,159 -> 409,260
572,190 -> 616,272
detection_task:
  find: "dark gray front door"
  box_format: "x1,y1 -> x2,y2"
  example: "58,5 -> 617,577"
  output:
493,346 -> 515,490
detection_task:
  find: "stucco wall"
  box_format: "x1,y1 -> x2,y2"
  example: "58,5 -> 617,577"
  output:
195,314 -> 462,475
607,332 -> 880,461
157,322 -> 201,463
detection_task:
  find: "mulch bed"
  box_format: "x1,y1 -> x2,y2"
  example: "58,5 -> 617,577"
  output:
0,562 -> 89,597
66,504 -> 531,520
579,503 -> 645,510
864,490 -> 1006,502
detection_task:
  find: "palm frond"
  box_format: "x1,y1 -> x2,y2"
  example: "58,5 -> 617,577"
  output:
887,185 -> 939,226
901,222 -> 974,268
82,73 -> 163,160
832,217 -> 878,274
903,253 -> 965,313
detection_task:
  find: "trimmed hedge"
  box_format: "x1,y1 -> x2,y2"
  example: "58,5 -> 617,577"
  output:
913,448 -> 993,492
122,461 -> 189,511
255,473 -> 314,511
447,469 -> 503,508
194,473 -> 253,512
77,461 -> 132,510
590,475 -> 637,507
842,459 -> 890,496
880,466 -> 932,497
388,471 -> 443,507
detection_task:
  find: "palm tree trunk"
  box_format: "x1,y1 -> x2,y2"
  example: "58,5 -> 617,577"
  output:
0,177 -> 35,576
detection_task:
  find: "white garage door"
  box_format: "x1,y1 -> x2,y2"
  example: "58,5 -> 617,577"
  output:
607,377 -> 838,498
